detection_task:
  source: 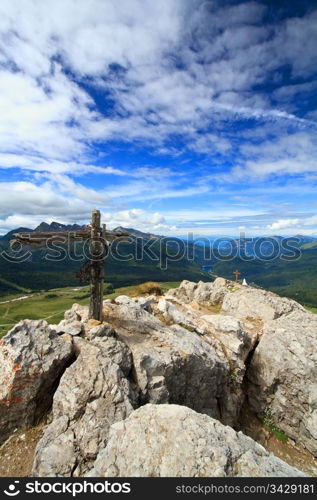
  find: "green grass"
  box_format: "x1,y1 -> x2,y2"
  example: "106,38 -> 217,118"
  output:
301,242 -> 317,250
305,306 -> 317,314
0,281 -> 180,338
263,408 -> 288,443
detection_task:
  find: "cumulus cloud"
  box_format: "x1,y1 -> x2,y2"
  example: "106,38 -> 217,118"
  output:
267,218 -> 301,231
267,215 -> 317,231
0,1 -> 316,234
0,0 -> 316,162
231,130 -> 317,179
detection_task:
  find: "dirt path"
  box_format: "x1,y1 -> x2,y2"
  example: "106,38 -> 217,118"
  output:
0,295 -> 33,305
240,407 -> 317,476
0,424 -> 45,477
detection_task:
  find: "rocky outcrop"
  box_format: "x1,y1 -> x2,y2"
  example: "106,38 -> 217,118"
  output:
247,309 -> 317,457
166,278 -> 304,322
32,334 -> 136,477
31,294 -> 253,476
0,320 -> 73,445
165,278 -> 229,305
102,296 -> 230,418
154,296 -> 257,425
221,286 -> 305,321
89,404 -> 305,477
166,280 -> 317,459
0,278 -> 316,477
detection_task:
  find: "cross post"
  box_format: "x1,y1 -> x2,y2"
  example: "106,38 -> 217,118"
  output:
89,209 -> 104,321
11,210 -> 130,321
233,270 -> 241,282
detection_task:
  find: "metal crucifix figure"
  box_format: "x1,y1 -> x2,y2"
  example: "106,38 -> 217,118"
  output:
12,210 -> 130,321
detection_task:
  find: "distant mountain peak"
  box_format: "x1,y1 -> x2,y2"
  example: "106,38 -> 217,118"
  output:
34,221 -> 84,232
113,226 -> 161,239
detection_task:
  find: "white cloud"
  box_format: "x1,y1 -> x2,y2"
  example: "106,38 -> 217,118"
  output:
100,208 -> 176,233
267,215 -> 317,231
0,1 -> 316,236
267,218 -> 300,231
0,0 -> 315,165
231,131 -> 317,179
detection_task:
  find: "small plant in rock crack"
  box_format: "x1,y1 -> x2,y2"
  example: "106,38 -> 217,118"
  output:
228,362 -> 238,385
179,322 -> 195,332
263,407 -> 288,443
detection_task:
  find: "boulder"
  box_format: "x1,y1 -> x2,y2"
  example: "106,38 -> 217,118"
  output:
102,297 -> 231,420
54,319 -> 83,336
135,295 -> 156,312
156,297 -> 203,332
0,320 -> 74,445
221,287 -> 304,321
89,404 -> 305,477
247,309 -> 317,457
32,335 -> 137,476
64,303 -> 89,323
83,320 -> 116,340
201,314 -> 255,382
165,278 -> 230,306
154,298 -> 257,424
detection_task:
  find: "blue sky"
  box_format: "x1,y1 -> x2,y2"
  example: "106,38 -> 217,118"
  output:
0,0 -> 316,236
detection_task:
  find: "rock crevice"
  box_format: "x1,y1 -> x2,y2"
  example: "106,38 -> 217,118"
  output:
0,278 -> 316,477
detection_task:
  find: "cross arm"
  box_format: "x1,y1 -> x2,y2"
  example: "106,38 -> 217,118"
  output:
11,228 -> 131,247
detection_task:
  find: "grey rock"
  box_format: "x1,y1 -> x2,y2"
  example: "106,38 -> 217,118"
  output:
64,303 -> 89,323
83,320 -> 116,340
2,279 -> 313,477
247,309 -> 317,456
0,320 -> 73,445
156,297 -> 202,331
54,319 -> 83,336
221,287 -> 304,321
102,298 -> 230,420
135,295 -> 156,312
201,314 -> 255,383
165,278 -> 230,306
89,404 -> 305,477
114,295 -> 134,305
32,335 -> 136,476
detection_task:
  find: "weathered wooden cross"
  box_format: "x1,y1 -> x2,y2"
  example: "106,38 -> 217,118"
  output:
12,210 -> 129,321
233,269 -> 241,282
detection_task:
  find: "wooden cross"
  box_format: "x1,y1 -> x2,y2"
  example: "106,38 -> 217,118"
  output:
12,210 -> 130,321
233,270 -> 241,282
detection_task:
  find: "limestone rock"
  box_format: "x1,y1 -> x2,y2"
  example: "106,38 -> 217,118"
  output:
32,335 -> 136,476
156,297 -> 203,331
2,279 -> 315,477
54,319 -> 83,336
165,278 -> 230,306
221,287 -> 304,321
101,297 -> 230,420
134,295 -> 156,312
114,295 -> 134,305
0,320 -> 73,445
247,309 -> 317,456
83,320 -> 116,340
64,303 -> 89,323
155,297 -> 259,424
201,314 -> 255,382
89,404 -> 305,477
